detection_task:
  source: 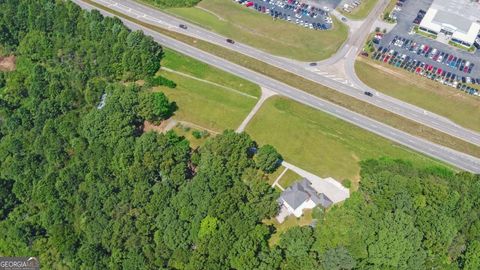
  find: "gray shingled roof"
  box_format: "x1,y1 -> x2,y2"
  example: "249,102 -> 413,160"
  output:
278,178 -> 332,209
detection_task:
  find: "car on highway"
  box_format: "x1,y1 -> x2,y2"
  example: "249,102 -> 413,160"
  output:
179,24 -> 187,29
364,91 -> 373,97
226,38 -> 235,44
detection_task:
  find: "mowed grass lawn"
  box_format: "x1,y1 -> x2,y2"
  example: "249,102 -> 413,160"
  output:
245,96 -> 445,181
356,57 -> 480,132
339,0 -> 379,20
165,0 -> 348,61
278,169 -> 302,188
161,49 -> 261,98
157,49 -> 260,131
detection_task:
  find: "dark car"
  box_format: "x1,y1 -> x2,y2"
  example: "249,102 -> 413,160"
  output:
179,24 -> 187,30
309,62 -> 317,66
226,38 -> 235,44
364,91 -> 373,97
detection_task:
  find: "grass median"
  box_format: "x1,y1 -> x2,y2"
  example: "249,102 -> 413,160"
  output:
84,0 -> 480,159
355,57 -> 480,133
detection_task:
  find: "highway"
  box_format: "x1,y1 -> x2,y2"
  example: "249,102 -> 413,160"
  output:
81,0 -> 480,146
73,0 -> 480,173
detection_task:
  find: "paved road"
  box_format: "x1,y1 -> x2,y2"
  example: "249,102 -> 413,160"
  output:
74,0 -> 480,173
82,0 -> 480,147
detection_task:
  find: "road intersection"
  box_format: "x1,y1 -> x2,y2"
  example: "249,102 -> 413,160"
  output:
74,0 -> 480,173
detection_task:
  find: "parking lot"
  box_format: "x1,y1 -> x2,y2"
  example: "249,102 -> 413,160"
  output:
234,0 -> 333,30
370,0 -> 480,96
376,0 -> 480,79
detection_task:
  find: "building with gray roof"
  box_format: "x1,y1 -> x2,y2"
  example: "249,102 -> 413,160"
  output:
277,178 -> 333,221
419,0 -> 480,47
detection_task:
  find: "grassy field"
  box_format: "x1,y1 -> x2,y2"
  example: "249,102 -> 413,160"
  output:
86,0 -> 480,158
278,169 -> 302,188
158,69 -> 257,131
164,0 -> 348,61
156,48 -> 259,131
172,124 -> 211,149
161,48 -> 261,98
356,57 -> 480,132
339,0 -> 378,20
245,96 -> 448,181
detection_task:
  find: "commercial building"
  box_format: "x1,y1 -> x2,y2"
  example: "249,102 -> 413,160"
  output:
419,0 -> 480,47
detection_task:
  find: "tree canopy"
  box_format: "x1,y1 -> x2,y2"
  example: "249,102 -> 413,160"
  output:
256,144 -> 282,173
141,0 -> 202,8
1,1 -> 480,269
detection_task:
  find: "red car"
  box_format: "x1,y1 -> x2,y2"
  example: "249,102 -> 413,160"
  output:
245,1 -> 253,7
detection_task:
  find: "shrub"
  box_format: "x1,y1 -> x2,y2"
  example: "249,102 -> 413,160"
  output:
256,144 -> 282,173
192,130 -> 202,139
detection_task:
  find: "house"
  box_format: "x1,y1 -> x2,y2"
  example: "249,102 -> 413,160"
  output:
276,178 -> 333,222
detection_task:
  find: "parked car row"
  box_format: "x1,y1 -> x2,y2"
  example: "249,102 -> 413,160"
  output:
371,47 -> 479,96
234,0 -> 332,30
390,35 -> 475,74
342,0 -> 364,14
412,9 -> 425,25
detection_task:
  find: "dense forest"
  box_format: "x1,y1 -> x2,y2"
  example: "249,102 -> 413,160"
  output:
1,0 -> 480,269
141,0 -> 202,8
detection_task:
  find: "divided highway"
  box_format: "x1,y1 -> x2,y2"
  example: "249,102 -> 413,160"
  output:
84,0 -> 480,146
74,0 -> 480,173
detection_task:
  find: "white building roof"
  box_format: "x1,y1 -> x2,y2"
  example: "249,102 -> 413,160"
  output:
419,8 -> 442,33
419,0 -> 480,45
452,22 -> 480,45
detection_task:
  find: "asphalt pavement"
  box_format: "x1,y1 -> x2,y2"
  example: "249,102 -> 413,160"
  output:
73,0 -> 480,173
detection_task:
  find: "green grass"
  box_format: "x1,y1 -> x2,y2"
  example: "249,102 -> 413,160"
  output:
245,96 -> 448,181
339,0 -> 379,20
164,0 -> 348,61
158,70 -> 257,131
356,58 -> 480,132
161,48 -> 260,98
415,26 -> 437,39
266,166 -> 286,186
85,0 -> 480,158
156,48 -> 259,131
264,209 -> 314,246
172,124 -> 210,149
278,169 -> 302,188
448,41 -> 476,53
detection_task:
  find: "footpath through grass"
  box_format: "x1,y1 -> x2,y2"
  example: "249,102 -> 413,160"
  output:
85,0 -> 480,158
163,0 -> 348,61
356,57 -> 480,133
339,0 -> 379,20
245,96 -> 448,181
157,49 -> 259,131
